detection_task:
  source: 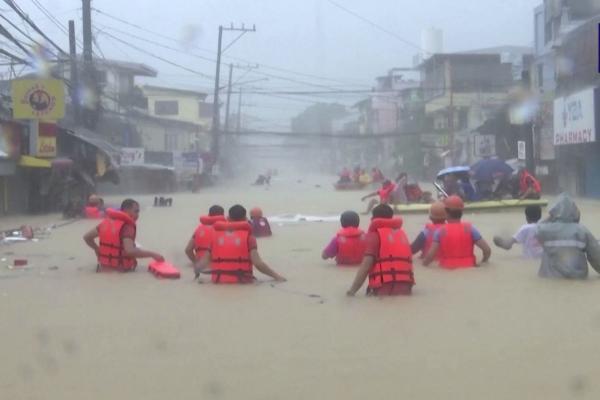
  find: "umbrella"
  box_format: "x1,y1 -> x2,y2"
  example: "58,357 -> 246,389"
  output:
471,158 -> 513,181
436,166 -> 471,179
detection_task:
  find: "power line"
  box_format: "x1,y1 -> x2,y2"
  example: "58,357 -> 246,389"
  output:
0,47 -> 29,64
95,23 -> 216,72
4,0 -> 68,55
100,31 -> 214,80
95,23 -> 369,94
3,0 -> 67,56
91,7 -> 370,88
0,22 -> 32,56
30,0 -> 68,35
0,13 -> 43,49
326,0 -> 426,54
28,0 -> 84,51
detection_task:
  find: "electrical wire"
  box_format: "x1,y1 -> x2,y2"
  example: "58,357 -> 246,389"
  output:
91,7 -> 370,88
3,0 -> 67,55
100,31 -> 214,80
325,0 -> 426,54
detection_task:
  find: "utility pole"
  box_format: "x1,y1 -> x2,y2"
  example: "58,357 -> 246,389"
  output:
210,23 -> 256,169
68,20 -> 79,124
224,63 -> 234,133
81,0 -> 99,129
447,62 -> 455,166
82,0 -> 92,64
237,87 -> 243,133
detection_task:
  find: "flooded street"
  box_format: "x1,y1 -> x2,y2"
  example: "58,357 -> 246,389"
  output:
2,176 -> 600,400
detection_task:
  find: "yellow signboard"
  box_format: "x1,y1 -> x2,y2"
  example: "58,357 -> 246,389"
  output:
11,79 -> 65,120
37,136 -> 57,158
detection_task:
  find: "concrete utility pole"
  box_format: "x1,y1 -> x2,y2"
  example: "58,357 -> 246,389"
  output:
210,23 -> 256,168
447,62 -> 455,165
237,86 -> 242,133
82,0 -> 92,64
81,0 -> 99,129
223,63 -> 234,133
68,20 -> 79,124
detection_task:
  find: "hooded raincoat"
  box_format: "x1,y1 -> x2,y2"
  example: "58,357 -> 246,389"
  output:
536,193 -> 600,279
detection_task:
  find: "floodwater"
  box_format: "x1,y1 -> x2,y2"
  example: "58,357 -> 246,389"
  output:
2,175 -> 600,400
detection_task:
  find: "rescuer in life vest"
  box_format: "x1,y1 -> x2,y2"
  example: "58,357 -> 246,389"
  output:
249,207 -> 273,237
194,205 -> 286,284
83,198 -> 164,272
322,210 -> 367,266
184,205 -> 226,263
361,179 -> 397,215
517,168 -> 542,200
346,204 -> 414,297
411,201 -> 447,259
84,194 -> 104,219
422,195 -> 491,269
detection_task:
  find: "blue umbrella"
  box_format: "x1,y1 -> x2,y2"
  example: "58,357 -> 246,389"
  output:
471,158 -> 513,181
436,166 -> 471,179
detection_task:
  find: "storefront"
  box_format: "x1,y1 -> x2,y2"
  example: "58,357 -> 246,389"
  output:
553,87 -> 600,197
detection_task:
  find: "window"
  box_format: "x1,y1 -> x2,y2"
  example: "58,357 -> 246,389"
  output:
155,100 -> 179,116
164,133 -> 178,151
458,109 -> 468,130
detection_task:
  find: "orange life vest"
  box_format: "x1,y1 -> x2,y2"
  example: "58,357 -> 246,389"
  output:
367,218 -> 414,289
421,223 -> 445,259
97,209 -> 137,271
85,206 -> 102,219
210,221 -> 254,284
335,227 -> 366,266
519,171 -> 541,194
193,215 -> 226,260
438,221 -> 476,269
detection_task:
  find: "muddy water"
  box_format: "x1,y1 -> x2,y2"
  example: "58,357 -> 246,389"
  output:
1,176 -> 600,400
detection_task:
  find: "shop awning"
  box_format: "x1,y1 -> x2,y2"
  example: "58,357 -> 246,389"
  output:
18,155 -> 52,168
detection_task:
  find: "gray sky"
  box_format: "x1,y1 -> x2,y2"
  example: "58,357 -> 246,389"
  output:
6,0 -> 542,129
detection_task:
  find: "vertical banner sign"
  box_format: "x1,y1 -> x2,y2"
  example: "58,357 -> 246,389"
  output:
37,121 -> 57,158
518,141 -> 526,160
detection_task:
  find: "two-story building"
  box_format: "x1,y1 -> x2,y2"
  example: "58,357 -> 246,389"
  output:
138,85 -> 212,154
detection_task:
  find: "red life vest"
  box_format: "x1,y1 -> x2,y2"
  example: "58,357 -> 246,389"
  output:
97,209 -> 137,271
420,223 -> 445,259
438,222 -> 476,269
378,183 -> 397,203
519,171 -> 542,194
193,215 -> 226,260
210,221 -> 254,284
250,217 -> 272,237
84,206 -> 102,219
367,218 -> 414,289
335,227 -> 366,266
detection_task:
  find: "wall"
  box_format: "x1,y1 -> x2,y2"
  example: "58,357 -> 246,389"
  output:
137,118 -> 199,153
146,93 -> 211,129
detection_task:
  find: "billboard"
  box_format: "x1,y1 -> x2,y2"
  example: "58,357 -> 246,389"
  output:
553,87 -> 597,145
11,79 -> 65,120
